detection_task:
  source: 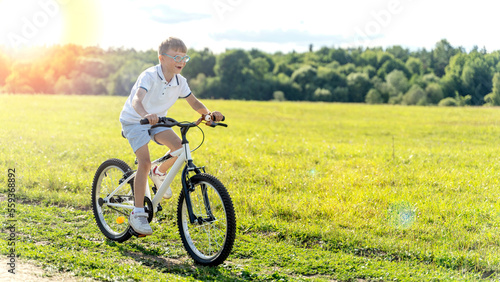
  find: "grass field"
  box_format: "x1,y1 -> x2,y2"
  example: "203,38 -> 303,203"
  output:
1,94 -> 500,281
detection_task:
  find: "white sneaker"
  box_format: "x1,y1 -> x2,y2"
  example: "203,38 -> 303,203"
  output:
150,166 -> 172,199
129,211 -> 152,235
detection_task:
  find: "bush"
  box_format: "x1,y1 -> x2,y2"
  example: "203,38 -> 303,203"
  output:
273,91 -> 286,101
438,97 -> 458,106
313,88 -> 332,101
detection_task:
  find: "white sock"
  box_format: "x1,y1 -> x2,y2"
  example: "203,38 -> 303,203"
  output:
133,207 -> 145,213
154,166 -> 166,176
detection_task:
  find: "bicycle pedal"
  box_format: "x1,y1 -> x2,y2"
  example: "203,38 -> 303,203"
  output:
157,203 -> 163,212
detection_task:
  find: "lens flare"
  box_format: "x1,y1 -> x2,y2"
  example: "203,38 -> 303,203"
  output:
387,201 -> 417,229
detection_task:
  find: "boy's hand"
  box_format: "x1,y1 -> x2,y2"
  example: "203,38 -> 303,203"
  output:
211,111 -> 224,122
144,113 -> 159,125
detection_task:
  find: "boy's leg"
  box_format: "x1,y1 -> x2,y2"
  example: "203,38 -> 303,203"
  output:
153,130 -> 182,173
134,144 -> 151,207
129,143 -> 153,235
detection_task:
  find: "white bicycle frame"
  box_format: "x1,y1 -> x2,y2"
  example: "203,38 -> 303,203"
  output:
103,143 -> 192,213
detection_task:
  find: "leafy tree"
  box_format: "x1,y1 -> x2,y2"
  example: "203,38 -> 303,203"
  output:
78,57 -> 108,78
273,62 -> 294,76
203,76 -> 223,99
406,57 -> 423,75
0,52 -> 11,86
189,73 -> 207,97
249,48 -> 275,71
403,85 -> 426,105
425,83 -> 444,104
377,58 -> 411,79
54,75 -> 72,94
108,59 -> 144,96
386,70 -> 409,94
316,66 -> 347,91
315,47 -> 332,64
371,76 -> 390,103
432,39 -> 459,77
362,65 -> 377,78
365,88 -> 384,104
377,52 -> 394,69
421,73 -> 440,84
215,49 -> 251,85
360,49 -> 378,67
347,72 -> 371,102
182,48 -> 216,80
338,63 -> 356,75
386,45 -> 409,62
460,55 -> 492,105
249,57 -> 270,80
484,72 -> 500,105
329,48 -> 348,65
291,65 -> 317,86
3,63 -> 32,93
331,87 -> 349,102
411,48 -> 432,72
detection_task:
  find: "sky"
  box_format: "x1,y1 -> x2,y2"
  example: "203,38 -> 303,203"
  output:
0,0 -> 499,54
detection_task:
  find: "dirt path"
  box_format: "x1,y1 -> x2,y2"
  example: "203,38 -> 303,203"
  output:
0,258 -> 95,282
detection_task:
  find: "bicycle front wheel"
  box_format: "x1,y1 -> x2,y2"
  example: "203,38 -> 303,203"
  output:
92,158 -> 134,242
177,173 -> 236,266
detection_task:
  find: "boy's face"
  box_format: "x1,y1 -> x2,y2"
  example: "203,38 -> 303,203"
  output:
159,49 -> 187,75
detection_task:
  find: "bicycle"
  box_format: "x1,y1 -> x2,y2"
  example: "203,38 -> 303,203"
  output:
91,115 -> 236,266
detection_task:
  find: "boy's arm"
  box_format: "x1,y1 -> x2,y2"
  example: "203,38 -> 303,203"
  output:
186,94 -> 223,121
132,88 -> 159,125
186,93 -> 210,115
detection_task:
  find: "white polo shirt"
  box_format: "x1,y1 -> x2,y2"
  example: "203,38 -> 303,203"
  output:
119,64 -> 191,123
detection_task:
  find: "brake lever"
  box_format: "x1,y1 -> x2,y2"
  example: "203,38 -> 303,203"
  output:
209,122 -> 228,128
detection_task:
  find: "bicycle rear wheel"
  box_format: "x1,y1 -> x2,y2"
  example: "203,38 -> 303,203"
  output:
177,173 -> 236,266
92,158 -> 134,242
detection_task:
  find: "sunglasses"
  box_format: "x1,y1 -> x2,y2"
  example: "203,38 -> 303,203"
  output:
162,53 -> 191,63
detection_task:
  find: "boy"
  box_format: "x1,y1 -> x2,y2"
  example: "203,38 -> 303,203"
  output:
119,37 -> 223,235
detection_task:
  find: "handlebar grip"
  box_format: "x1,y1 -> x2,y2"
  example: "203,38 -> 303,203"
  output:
221,116 -> 225,122
140,118 -> 149,125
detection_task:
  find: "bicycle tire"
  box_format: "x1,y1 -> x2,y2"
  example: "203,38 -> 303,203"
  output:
92,158 -> 134,242
177,173 -> 236,266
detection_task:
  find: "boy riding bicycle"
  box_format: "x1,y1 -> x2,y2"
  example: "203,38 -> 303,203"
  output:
119,37 -> 223,235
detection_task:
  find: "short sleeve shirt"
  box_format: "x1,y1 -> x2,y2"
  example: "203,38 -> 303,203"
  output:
119,64 -> 191,123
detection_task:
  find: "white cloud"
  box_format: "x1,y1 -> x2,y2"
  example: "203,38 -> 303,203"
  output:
211,29 -> 345,44
142,4 -> 211,24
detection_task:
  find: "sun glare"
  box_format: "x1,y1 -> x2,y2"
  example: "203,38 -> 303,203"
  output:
0,0 -> 102,49
59,0 -> 103,46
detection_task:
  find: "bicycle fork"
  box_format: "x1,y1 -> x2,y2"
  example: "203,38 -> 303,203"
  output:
181,160 -> 215,225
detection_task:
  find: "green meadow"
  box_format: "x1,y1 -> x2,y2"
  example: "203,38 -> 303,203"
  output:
1,94 -> 500,281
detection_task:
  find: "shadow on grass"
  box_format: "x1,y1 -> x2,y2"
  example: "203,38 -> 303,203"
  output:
108,239 -> 254,282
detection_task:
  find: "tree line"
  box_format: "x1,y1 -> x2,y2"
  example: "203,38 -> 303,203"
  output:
2,39 -> 500,106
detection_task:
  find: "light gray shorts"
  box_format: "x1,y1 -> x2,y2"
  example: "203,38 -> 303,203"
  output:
120,120 -> 172,153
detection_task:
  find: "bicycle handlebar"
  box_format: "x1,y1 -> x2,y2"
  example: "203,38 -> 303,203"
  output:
140,116 -> 227,128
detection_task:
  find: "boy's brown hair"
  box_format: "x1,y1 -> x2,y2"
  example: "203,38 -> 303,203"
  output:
158,37 -> 187,55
